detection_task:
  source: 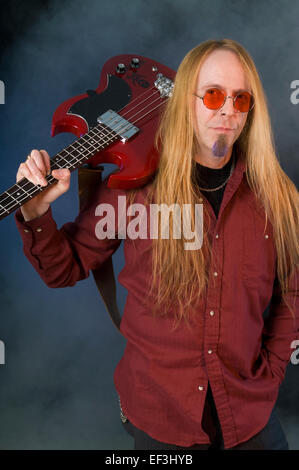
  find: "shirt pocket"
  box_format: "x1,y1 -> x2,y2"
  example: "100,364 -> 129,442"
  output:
242,204 -> 276,290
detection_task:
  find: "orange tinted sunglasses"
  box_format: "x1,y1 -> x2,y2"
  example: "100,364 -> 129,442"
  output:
194,88 -> 254,113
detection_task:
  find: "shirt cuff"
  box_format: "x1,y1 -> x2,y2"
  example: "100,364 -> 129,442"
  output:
14,206 -> 58,242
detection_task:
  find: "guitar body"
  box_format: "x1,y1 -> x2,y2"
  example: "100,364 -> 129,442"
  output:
0,55 -> 175,221
51,55 -> 176,189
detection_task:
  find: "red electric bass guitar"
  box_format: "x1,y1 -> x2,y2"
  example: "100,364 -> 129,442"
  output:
0,55 -> 175,221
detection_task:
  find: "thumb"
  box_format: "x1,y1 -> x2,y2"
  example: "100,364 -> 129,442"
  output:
52,168 -> 71,190
52,168 -> 70,181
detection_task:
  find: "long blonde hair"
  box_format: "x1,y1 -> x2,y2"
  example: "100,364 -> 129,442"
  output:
127,39 -> 298,329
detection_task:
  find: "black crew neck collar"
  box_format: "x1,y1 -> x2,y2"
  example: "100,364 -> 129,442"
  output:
195,152 -> 234,174
194,151 -> 236,189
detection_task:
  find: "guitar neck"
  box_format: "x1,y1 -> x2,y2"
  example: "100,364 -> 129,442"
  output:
0,123 -> 119,221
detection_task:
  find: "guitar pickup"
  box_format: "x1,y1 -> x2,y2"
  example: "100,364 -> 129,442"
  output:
97,110 -> 139,143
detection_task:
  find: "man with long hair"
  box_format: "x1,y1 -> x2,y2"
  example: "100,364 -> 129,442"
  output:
15,39 -> 298,450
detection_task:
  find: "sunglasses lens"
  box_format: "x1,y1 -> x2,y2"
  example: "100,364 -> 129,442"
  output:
203,88 -> 225,109
235,92 -> 254,112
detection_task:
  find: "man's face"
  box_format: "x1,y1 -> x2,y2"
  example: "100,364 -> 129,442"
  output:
193,49 -> 251,162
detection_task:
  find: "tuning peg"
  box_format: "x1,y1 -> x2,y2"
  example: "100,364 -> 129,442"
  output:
116,63 -> 126,74
130,58 -> 140,69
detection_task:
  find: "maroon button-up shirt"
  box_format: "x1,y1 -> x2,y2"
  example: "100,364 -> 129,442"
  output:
14,152 -> 299,449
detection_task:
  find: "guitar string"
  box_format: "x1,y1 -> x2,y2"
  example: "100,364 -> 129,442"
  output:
3,83 -> 162,208
116,84 -> 157,115
0,90 -> 166,215
0,87 -> 164,212
1,82 -> 165,212
0,93 -> 168,216
1,65 -> 175,214
43,88 -> 164,184
20,85 -> 163,190
98,89 -> 163,134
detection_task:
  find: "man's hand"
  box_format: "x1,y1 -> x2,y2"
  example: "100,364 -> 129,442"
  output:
16,149 -> 71,221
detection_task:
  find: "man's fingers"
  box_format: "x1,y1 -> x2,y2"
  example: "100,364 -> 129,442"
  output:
39,149 -> 51,176
26,156 -> 47,186
16,150 -> 71,199
16,149 -> 49,186
25,158 -> 47,186
16,162 -> 32,183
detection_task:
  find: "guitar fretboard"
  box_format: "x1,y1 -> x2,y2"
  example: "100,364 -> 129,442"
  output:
0,123 -> 119,221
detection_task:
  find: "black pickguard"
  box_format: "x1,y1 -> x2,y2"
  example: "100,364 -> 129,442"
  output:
68,74 -> 132,129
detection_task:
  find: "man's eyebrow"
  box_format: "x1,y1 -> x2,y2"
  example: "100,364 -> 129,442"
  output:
198,83 -> 250,93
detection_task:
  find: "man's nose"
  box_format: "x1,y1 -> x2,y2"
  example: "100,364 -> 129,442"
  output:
219,96 -> 236,114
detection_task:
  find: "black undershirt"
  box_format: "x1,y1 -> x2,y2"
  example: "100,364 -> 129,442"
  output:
195,152 -> 235,218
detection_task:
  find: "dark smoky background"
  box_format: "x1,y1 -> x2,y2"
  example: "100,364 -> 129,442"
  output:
0,0 -> 298,450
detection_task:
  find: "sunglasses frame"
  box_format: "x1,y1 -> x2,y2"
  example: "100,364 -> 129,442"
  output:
194,88 -> 255,113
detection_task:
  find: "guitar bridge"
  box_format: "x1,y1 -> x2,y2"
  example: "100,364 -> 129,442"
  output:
97,110 -> 139,143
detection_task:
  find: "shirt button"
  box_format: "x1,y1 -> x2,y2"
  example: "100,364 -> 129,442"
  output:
210,310 -> 215,316
265,234 -> 269,239
198,385 -> 204,391
23,229 -> 30,233
208,349 -> 213,354
36,227 -> 42,232
213,272 -> 218,277
215,234 -> 219,239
